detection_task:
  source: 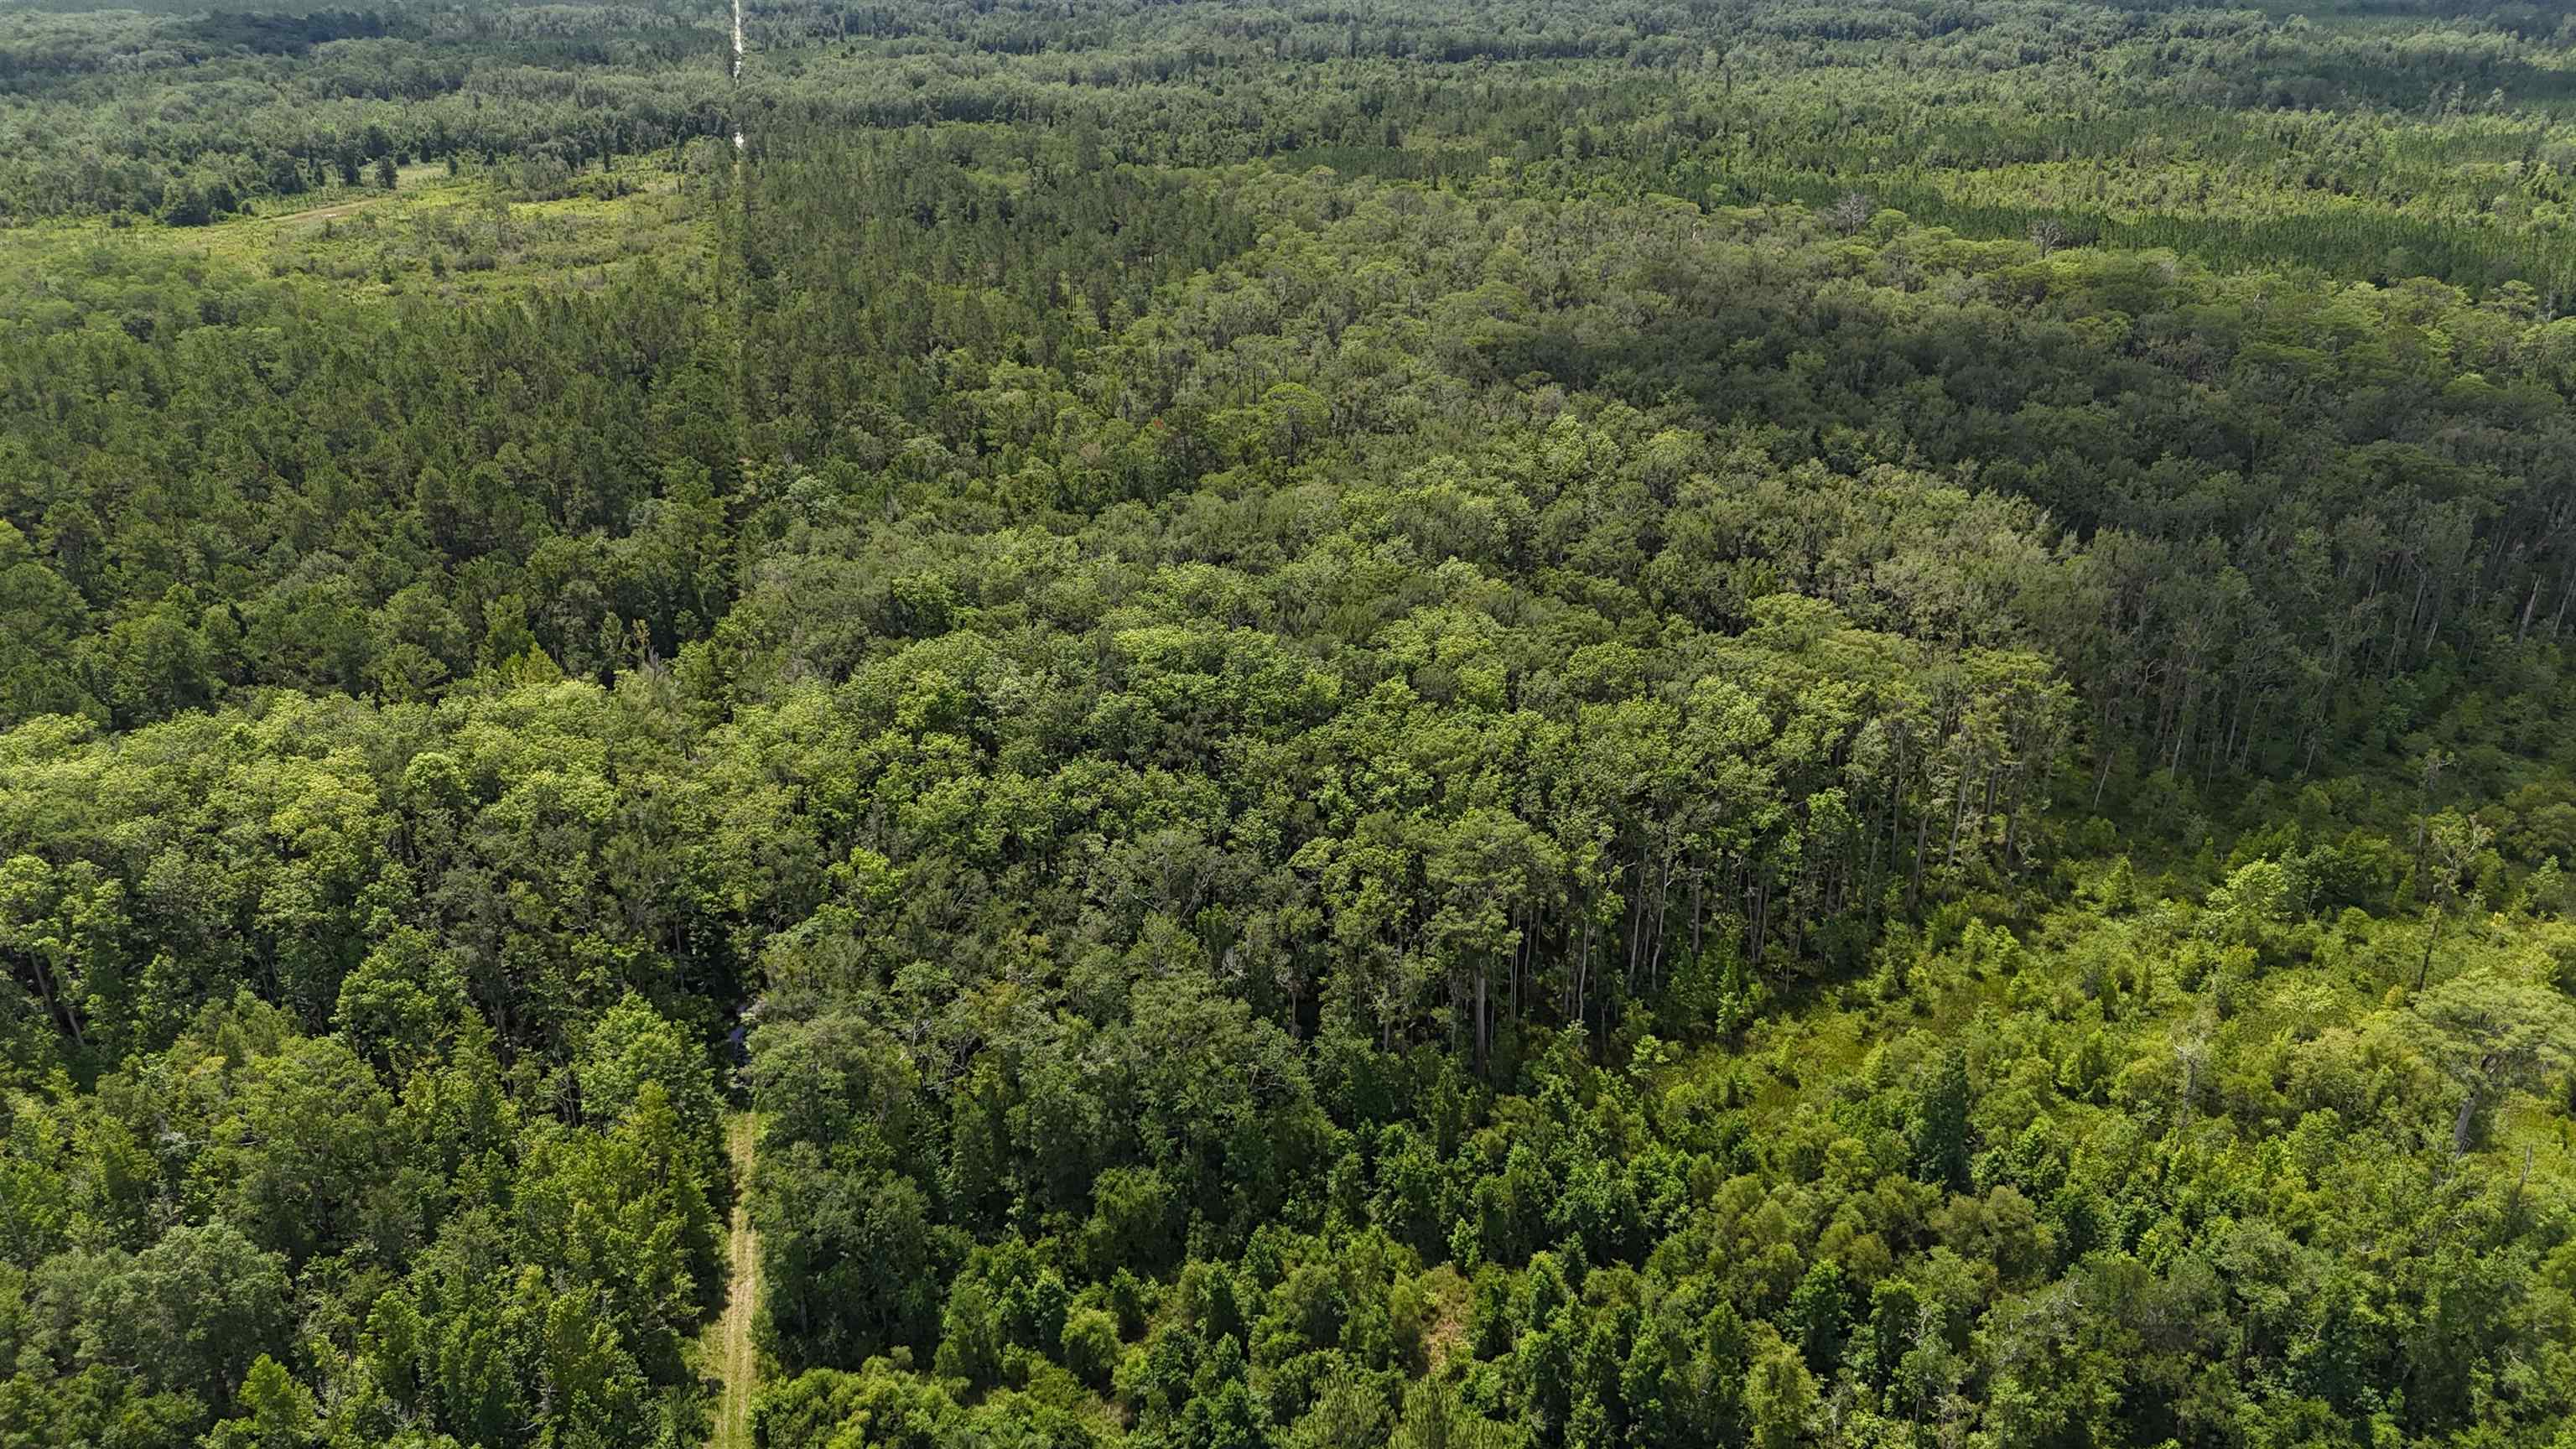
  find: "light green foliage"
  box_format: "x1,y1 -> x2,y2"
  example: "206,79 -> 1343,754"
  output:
2410,969 -> 2576,1154
2199,858 -> 2293,952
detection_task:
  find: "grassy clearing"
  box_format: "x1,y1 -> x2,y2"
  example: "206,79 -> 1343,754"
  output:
704,1112 -> 762,1449
0,157 -> 715,309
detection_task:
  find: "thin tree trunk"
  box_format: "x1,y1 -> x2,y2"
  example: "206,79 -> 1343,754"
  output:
1624,851 -> 1648,991
1690,870 -> 1704,960
1648,856 -> 1672,991
1909,794 -> 1931,911
1571,911 -> 1591,1023
1752,879 -> 1772,976
1945,765 -> 1972,870
30,959 -> 85,1050
1475,960 -> 1488,1079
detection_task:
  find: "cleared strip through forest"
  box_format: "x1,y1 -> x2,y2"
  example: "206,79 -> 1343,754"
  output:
705,1113 -> 760,1449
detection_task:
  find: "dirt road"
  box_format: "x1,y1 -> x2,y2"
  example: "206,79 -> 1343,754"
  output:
707,1112 -> 760,1449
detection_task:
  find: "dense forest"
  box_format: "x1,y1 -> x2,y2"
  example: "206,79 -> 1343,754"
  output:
6,0 -> 2576,1446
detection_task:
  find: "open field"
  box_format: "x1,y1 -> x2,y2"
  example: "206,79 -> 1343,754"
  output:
0,157 -> 714,310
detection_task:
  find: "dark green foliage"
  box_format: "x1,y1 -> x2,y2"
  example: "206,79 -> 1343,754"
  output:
1908,1048 -> 1975,1192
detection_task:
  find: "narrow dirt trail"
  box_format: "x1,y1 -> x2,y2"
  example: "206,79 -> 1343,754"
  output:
707,1112 -> 760,1449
